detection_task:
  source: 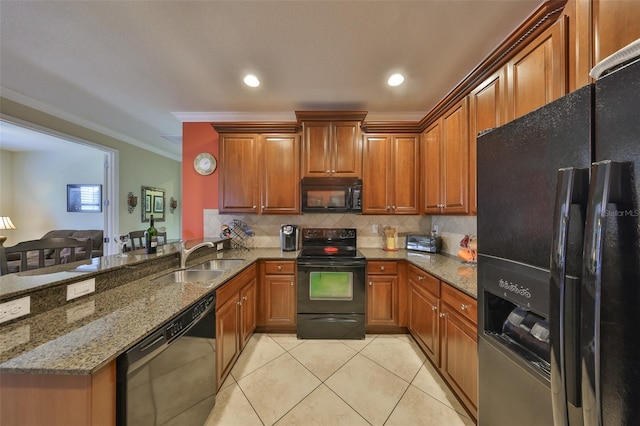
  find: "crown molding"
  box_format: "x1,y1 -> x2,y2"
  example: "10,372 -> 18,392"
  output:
1,87 -> 181,161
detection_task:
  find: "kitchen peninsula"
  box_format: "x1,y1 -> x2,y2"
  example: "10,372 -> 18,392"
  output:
0,242 -> 476,425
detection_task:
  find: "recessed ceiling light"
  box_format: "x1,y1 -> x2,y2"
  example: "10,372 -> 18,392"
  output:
387,73 -> 405,87
244,74 -> 260,87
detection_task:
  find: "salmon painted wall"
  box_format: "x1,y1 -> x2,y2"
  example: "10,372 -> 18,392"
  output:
182,122 -> 219,239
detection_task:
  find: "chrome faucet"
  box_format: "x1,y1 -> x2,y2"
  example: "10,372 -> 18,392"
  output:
180,240 -> 215,269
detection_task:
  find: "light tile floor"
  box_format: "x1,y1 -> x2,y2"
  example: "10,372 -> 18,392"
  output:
205,333 -> 475,426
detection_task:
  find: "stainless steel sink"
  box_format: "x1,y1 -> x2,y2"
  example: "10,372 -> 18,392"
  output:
153,269 -> 225,284
189,259 -> 245,271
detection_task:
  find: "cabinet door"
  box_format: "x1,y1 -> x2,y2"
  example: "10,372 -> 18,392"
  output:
391,135 -> 420,214
366,275 -> 398,326
440,302 -> 478,417
363,134 -> 419,214
219,134 -> 259,213
362,134 -> 391,214
409,282 -> 440,365
332,121 -> 362,177
263,274 -> 296,326
216,295 -> 240,388
506,17 -> 566,121
593,0 -> 640,65
441,98 -> 469,214
261,134 -> 300,214
469,68 -> 505,216
421,122 -> 442,214
302,122 -> 331,177
240,279 -> 257,349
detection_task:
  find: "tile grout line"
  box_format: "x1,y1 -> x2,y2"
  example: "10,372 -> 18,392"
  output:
228,334 -> 473,425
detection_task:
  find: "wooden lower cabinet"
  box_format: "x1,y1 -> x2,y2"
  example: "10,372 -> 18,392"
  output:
259,260 -> 297,330
366,261 -> 399,326
407,263 -> 477,420
439,283 -> 478,419
408,265 -> 440,364
215,264 -> 257,389
0,360 -> 116,426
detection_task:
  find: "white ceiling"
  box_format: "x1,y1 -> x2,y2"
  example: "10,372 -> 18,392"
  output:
0,0 -> 542,160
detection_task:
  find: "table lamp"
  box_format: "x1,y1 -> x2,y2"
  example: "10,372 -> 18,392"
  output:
0,216 -> 16,246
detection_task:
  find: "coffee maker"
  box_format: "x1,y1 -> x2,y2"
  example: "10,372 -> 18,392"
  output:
280,225 -> 299,251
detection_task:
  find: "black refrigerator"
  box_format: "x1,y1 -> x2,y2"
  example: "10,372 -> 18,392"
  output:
477,56 -> 640,426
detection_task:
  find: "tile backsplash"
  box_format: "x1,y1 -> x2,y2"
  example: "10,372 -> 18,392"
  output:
432,216 -> 478,256
204,210 -> 477,255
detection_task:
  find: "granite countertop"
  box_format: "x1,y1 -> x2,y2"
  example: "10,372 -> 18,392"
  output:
0,248 -> 475,375
360,248 -> 477,298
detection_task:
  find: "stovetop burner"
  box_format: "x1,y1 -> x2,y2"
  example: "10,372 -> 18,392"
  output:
297,227 -> 364,261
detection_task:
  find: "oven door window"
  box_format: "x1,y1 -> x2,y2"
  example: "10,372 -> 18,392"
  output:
309,271 -> 353,301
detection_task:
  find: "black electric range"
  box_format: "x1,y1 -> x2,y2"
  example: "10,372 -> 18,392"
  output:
296,228 -> 366,339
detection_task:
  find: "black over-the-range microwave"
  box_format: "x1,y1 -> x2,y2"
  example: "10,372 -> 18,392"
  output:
301,177 -> 362,213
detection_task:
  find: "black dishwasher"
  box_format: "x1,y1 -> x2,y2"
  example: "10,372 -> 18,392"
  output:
116,293 -> 216,426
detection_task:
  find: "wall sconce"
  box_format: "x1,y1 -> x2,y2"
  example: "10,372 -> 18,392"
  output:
169,197 -> 178,213
127,192 -> 138,213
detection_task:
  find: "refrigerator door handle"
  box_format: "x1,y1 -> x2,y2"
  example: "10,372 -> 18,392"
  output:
581,160 -> 626,426
550,167 -> 588,426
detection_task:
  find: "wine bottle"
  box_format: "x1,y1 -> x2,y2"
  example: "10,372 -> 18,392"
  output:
145,215 -> 158,254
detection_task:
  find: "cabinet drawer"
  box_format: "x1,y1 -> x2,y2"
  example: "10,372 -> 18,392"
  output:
264,260 -> 296,275
441,283 -> 477,325
367,261 -> 398,275
408,265 -> 440,297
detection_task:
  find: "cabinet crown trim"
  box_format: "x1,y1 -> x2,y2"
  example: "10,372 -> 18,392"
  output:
212,122 -> 300,133
361,122 -> 422,133
295,110 -> 368,123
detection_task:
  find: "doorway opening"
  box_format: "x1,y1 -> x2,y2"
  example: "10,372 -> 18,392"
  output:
0,114 -> 119,256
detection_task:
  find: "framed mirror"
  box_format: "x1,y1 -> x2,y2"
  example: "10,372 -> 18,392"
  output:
141,186 -> 165,222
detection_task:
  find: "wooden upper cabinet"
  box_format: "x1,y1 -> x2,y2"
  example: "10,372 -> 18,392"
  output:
219,133 -> 300,214
302,121 -> 362,177
506,16 -> 567,121
333,122 -> 362,176
593,0 -> 640,66
422,122 -> 442,214
362,134 -> 419,214
261,135 -> 300,214
469,68 -> 506,215
442,99 -> 469,214
422,98 -> 469,215
219,134 -> 260,214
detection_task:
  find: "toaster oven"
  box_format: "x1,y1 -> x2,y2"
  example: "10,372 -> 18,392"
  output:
405,234 -> 442,253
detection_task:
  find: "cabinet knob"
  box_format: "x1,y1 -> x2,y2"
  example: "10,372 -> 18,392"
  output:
253,205 -> 257,209
262,205 -> 265,209
418,276 -> 424,281
392,206 -> 396,209
237,301 -> 242,306
460,304 -> 469,311
290,281 -> 294,286
439,313 -> 445,318
243,295 -> 248,301
277,265 -> 282,271
380,266 -> 385,271
332,170 -> 336,173
369,281 -> 373,286
326,170 -> 331,173
431,306 -> 437,311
